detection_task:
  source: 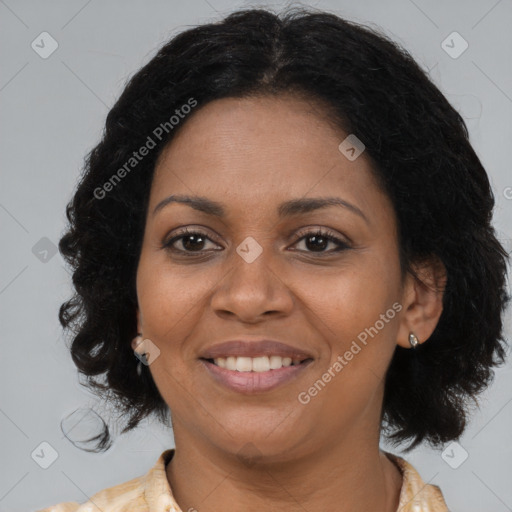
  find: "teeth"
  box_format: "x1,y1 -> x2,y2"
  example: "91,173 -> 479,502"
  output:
269,355 -> 283,369
235,356 -> 252,372
212,355 -> 305,372
252,356 -> 270,372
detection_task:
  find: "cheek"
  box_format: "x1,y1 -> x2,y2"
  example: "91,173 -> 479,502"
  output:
306,259 -> 400,337
136,255 -> 215,351
136,258 -> 205,406
297,267 -> 400,423
301,256 -> 402,392
136,252 -> 179,336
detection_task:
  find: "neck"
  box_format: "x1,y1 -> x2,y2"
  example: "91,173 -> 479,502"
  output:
165,431 -> 403,512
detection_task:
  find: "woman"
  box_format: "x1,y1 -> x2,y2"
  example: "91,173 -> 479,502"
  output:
38,6 -> 510,512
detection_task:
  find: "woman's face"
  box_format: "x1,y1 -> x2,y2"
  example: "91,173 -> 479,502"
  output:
136,94 -> 425,461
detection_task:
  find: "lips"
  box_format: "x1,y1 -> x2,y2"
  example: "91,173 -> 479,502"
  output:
201,357 -> 313,394
198,339 -> 315,393
199,339 -> 314,360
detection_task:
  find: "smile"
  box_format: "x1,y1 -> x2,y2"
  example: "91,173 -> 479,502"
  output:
209,355 -> 310,371
199,356 -> 314,394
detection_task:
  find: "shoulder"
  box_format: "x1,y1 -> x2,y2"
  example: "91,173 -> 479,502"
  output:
36,473 -> 145,512
35,449 -> 176,512
383,451 -> 451,512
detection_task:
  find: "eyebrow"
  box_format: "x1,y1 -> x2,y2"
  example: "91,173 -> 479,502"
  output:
152,194 -> 369,224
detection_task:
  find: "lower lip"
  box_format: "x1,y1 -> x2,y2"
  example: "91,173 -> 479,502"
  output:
200,359 -> 313,394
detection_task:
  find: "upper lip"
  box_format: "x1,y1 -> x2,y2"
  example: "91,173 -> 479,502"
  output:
199,339 -> 314,360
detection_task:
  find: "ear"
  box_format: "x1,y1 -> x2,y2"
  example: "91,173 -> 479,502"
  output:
396,256 -> 447,349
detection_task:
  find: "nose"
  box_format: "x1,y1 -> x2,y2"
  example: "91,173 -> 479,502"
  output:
210,245 -> 294,323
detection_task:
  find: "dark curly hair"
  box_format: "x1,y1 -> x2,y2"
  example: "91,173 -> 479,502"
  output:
58,6 -> 511,453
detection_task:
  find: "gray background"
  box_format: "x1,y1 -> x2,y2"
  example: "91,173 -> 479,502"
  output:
1,0 -> 511,511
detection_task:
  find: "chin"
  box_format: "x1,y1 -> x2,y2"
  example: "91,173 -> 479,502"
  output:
207,425 -> 307,465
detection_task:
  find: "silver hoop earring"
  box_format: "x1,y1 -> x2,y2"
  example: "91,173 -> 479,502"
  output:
409,332 -> 419,349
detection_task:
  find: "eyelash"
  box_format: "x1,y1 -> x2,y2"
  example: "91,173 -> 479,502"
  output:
162,227 -> 350,257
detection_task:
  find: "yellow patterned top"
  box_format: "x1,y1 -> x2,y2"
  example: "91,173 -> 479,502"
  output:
37,449 -> 450,512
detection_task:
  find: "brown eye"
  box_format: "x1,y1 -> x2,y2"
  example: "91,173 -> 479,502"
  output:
178,232 -> 206,251
292,228 -> 350,254
163,228 -> 220,254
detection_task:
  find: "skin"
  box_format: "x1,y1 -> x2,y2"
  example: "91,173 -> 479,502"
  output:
135,94 -> 446,512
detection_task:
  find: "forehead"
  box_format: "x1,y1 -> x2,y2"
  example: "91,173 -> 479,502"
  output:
149,95 -> 391,223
